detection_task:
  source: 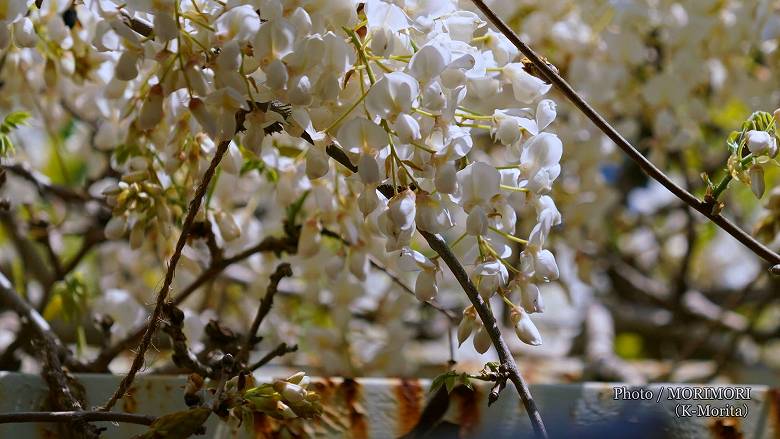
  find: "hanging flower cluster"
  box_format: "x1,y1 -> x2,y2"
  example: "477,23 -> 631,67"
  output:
1,0 -> 565,370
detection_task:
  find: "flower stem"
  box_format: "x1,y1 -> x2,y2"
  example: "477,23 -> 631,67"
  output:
488,226 -> 528,245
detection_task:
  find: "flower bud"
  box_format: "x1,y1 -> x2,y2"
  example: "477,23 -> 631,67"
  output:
349,248 -> 369,280
115,50 -> 139,81
189,98 -> 218,139
358,152 -> 381,184
274,381 -> 307,405
306,145 -> 329,180
466,206 -> 488,236
415,270 -> 438,302
746,130 -> 776,156
435,163 -> 457,194
13,17 -> 37,48
457,306 -> 477,346
358,187 -> 379,216
289,75 -> 313,106
749,165 -> 765,199
265,59 -> 288,91
285,372 -> 306,385
129,221 -> 145,249
520,283 -> 544,313
154,12 -> 178,41
138,85 -> 164,131
105,215 -> 128,240
533,249 -> 559,281
535,99 -> 557,131
393,113 -> 421,144
215,211 -> 241,241
472,325 -> 491,354
510,307 -> 542,346
495,117 -> 520,146
370,28 -> 396,57
277,401 -> 298,419
217,41 -> 242,72
298,218 -> 321,258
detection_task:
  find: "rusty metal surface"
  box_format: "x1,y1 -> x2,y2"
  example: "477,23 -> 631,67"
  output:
0,372 -> 779,438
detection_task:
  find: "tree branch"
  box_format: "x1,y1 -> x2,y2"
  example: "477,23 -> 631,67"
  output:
100,139 -> 231,412
79,234 -> 297,373
2,163 -> 98,204
0,411 -> 155,426
240,263 -> 293,364
420,231 -> 547,438
0,273 -> 100,437
468,0 -> 780,267
248,342 -> 298,371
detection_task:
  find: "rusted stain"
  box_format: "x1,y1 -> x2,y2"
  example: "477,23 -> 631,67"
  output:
452,384 -> 481,437
122,385 -> 137,414
340,378 -> 368,439
710,417 -> 742,439
253,412 -> 274,438
768,389 -> 780,439
395,379 -> 423,436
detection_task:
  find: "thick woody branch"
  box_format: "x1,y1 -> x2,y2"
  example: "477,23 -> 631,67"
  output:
468,0 -> 780,267
101,139 -> 231,412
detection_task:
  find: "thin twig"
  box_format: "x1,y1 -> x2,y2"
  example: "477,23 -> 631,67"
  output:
100,139 -> 231,412
240,263 -> 293,364
468,0 -> 780,267
0,411 -> 155,426
161,303 -> 212,378
248,342 -> 298,371
2,163 -> 97,204
80,235 -> 297,373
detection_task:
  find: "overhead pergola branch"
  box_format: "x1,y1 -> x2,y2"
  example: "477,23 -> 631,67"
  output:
468,0 -> 780,267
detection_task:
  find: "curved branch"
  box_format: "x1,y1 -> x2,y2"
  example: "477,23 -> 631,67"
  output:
468,0 -> 780,267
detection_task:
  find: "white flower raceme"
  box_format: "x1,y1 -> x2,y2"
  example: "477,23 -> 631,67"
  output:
10,0 -> 569,369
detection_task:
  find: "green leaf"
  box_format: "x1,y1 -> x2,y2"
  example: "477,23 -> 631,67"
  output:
444,375 -> 457,393
0,135 -> 13,157
285,191 -> 310,227
132,407 -> 211,439
0,111 -> 31,133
